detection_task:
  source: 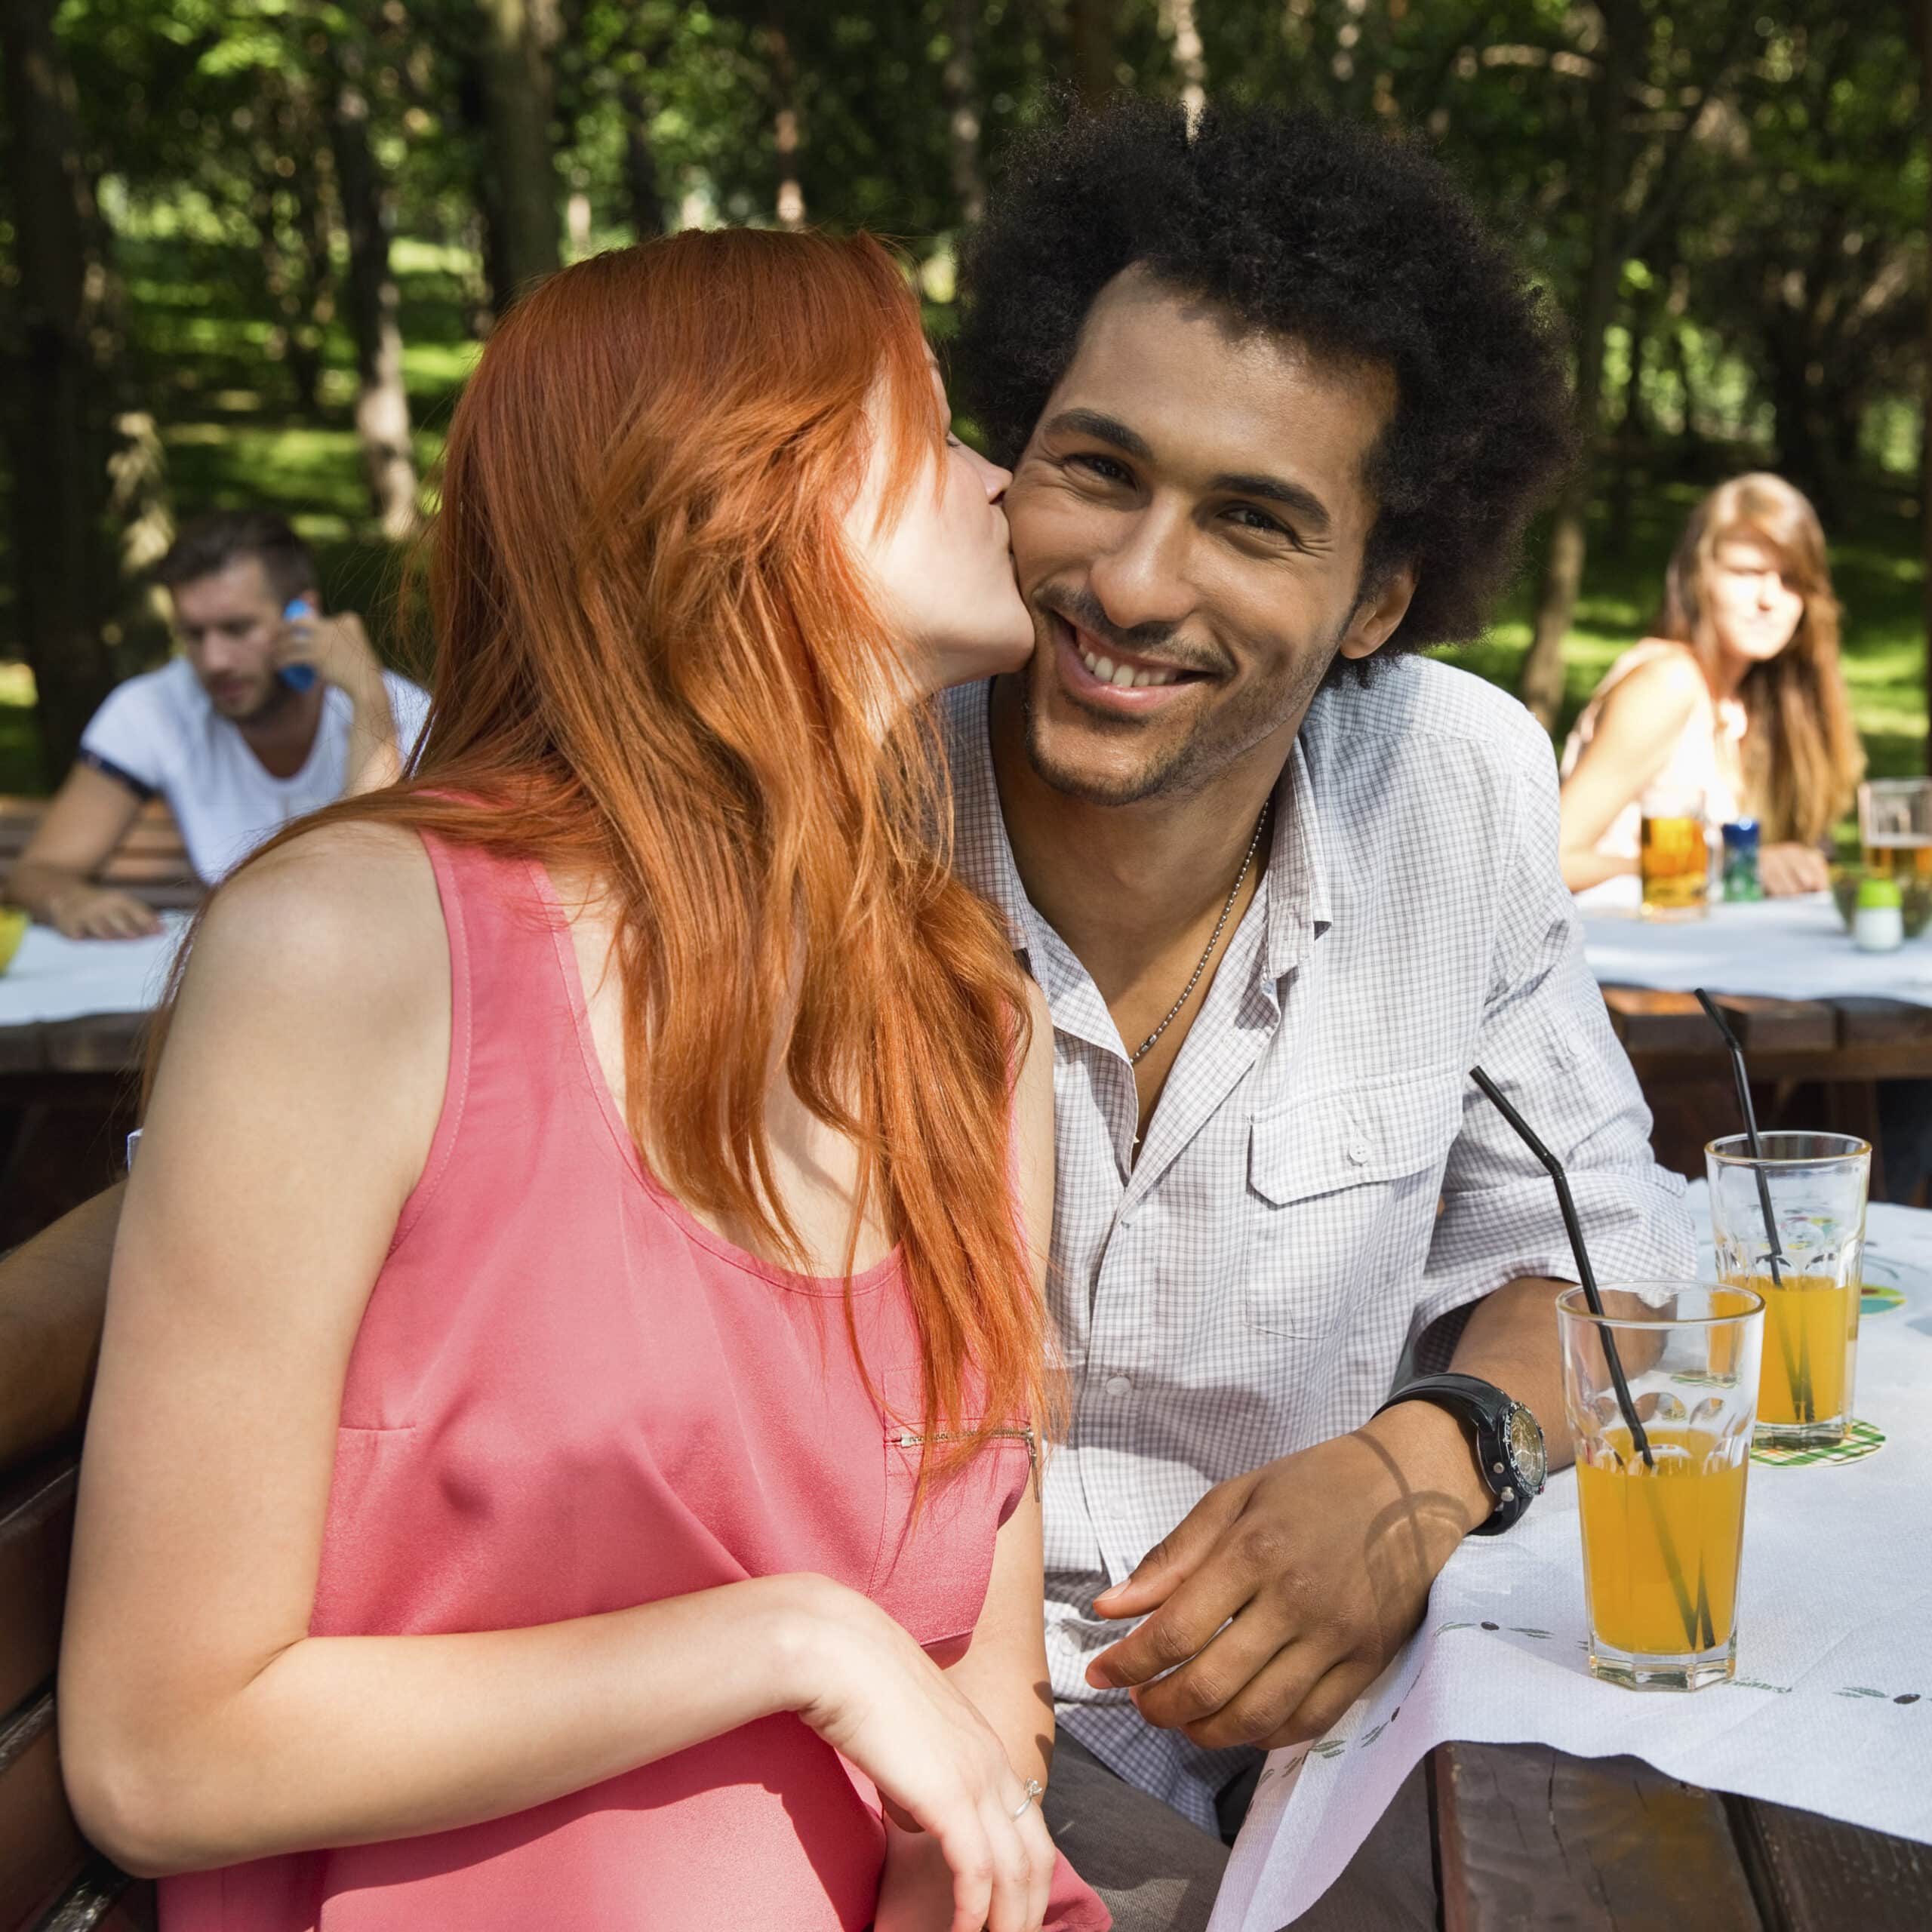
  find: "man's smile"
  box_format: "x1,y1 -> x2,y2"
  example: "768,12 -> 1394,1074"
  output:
1046,609 -> 1214,716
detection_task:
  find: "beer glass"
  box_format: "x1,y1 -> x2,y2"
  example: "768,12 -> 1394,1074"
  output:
1858,778 -> 1932,883
1639,784 -> 1709,920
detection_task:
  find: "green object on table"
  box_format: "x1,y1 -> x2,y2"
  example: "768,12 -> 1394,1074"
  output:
1858,878 -> 1903,909
1832,866 -> 1932,937
0,906 -> 26,974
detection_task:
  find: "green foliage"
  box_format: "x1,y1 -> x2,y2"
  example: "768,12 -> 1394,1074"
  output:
2,0 -> 1926,780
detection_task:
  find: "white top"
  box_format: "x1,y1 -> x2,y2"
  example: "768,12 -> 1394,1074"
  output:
78,657 -> 431,883
943,658 -> 1693,1831
1559,639 -> 1745,857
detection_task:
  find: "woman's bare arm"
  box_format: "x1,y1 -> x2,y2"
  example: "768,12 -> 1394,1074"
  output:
61,828 -> 1049,1924
1558,653 -> 1706,891
57,830 -> 820,1874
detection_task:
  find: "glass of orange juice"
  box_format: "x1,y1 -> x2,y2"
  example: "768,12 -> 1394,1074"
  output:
1638,784 -> 1710,921
1706,1132 -> 1868,1451
1558,1281 -> 1764,1691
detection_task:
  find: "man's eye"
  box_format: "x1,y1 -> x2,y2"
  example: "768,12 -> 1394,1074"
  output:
1069,452 -> 1130,484
1226,504 -> 1293,541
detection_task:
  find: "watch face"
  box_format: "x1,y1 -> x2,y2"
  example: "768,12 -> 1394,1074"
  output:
1507,1403 -> 1547,1494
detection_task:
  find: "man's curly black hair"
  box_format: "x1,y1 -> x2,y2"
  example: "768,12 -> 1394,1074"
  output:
955,97 -> 1577,656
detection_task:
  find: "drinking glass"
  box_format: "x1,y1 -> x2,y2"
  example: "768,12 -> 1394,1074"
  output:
1706,1132 -> 1869,1449
1858,778 -> 1932,884
1639,784 -> 1709,920
1558,1282 -> 1764,1691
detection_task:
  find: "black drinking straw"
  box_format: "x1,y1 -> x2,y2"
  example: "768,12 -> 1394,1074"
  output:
1692,990 -> 1787,1290
1469,1066 -> 1654,1469
1472,1068 -> 1709,1653
1694,989 -> 1807,1422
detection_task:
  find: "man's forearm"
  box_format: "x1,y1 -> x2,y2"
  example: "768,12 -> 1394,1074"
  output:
342,672 -> 399,797
8,857 -> 91,923
0,1183 -> 125,1469
1447,1275 -> 1571,1472
1355,1274 -> 1571,1538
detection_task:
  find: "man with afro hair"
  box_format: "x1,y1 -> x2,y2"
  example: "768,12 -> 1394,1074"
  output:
938,97 -> 1694,1924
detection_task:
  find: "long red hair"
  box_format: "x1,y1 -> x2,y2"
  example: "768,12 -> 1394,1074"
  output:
150,231 -> 1048,1468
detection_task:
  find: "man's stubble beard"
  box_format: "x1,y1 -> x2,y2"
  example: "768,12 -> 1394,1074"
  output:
1015,613 -> 1348,810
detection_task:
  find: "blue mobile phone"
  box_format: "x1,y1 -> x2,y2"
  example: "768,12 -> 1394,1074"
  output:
280,597 -> 318,691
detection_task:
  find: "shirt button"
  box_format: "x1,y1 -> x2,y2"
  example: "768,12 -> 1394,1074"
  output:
1104,1374 -> 1132,1398
1346,1139 -> 1371,1165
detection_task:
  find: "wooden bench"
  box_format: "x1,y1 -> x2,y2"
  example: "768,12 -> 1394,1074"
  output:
2,1201 -> 152,1932
0,799 -> 198,915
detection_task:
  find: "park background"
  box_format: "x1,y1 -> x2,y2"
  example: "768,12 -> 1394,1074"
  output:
2,0 -> 1927,813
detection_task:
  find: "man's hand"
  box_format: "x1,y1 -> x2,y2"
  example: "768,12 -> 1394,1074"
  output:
277,606 -> 385,703
1084,1401 -> 1490,1752
46,881 -> 162,941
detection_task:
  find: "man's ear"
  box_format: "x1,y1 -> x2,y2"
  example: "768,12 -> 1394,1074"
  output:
1337,562 -> 1418,663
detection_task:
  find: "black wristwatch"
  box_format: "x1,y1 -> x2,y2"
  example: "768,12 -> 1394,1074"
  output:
1373,1372 -> 1546,1536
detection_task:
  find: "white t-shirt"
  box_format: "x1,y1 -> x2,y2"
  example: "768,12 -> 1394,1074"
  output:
78,657 -> 432,884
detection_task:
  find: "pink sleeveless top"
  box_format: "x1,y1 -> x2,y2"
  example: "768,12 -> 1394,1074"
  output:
158,835 -> 1106,1932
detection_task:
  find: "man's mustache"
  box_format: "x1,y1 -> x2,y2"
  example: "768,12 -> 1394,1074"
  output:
1034,586 -> 1225,679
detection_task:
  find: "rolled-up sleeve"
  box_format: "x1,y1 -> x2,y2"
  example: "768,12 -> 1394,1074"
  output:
1417,717 -> 1695,1341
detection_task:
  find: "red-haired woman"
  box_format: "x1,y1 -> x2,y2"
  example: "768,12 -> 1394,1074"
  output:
60,233 -> 1106,1932
1559,473 -> 1864,897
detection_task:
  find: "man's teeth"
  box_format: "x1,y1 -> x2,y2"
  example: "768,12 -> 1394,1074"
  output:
1077,645 -> 1180,689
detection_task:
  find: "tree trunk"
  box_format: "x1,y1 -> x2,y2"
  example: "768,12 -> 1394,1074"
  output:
1517,0 -> 1642,731
475,0 -> 562,309
942,0 -> 986,227
1159,0 -> 1206,124
622,77 -> 665,239
1921,0 -> 1932,770
0,0 -> 124,783
768,10 -> 804,229
329,32 -> 420,540
1068,0 -> 1115,112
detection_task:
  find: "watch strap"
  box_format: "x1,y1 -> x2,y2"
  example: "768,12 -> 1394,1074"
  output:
1374,1372 -> 1538,1535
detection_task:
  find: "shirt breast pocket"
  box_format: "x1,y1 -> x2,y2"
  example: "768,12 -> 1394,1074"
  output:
1243,1074 -> 1461,1339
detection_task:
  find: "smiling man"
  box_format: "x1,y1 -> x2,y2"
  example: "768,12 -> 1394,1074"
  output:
944,100 -> 1696,1926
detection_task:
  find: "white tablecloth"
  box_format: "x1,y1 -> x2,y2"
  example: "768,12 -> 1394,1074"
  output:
0,916 -> 186,1029
1212,1186 -> 1932,1930
1579,878 -> 1932,1004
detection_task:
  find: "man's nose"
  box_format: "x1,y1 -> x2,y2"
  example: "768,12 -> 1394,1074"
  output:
1088,509 -> 1195,634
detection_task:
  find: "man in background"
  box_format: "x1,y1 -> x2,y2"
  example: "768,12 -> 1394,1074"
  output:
6,511 -> 429,937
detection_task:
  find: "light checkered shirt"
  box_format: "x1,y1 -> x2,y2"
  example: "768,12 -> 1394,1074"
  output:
941,658 -> 1694,1832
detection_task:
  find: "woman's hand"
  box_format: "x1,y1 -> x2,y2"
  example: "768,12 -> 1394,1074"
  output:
874,1817 -> 986,1932
1761,841 -> 1831,896
782,1576 -> 1054,1932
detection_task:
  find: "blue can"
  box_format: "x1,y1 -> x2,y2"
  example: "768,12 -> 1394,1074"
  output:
1721,820 -> 1763,902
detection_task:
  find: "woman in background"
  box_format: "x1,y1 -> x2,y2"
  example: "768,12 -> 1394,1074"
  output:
1558,473 -> 1864,896
60,232 -> 1105,1932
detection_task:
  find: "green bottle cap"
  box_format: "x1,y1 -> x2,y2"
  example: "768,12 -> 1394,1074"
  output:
1857,878 -> 1903,909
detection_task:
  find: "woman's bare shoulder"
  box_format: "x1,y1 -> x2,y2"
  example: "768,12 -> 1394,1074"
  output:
1598,643 -> 1709,725
184,820 -> 446,1031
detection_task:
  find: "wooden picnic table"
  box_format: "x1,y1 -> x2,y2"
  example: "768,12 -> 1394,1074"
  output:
1432,1739 -> 1932,1930
1598,987 -> 1932,1198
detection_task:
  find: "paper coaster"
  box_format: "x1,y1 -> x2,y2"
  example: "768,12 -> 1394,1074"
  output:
1751,1418 -> 1886,1466
1861,1284 -> 1906,1315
